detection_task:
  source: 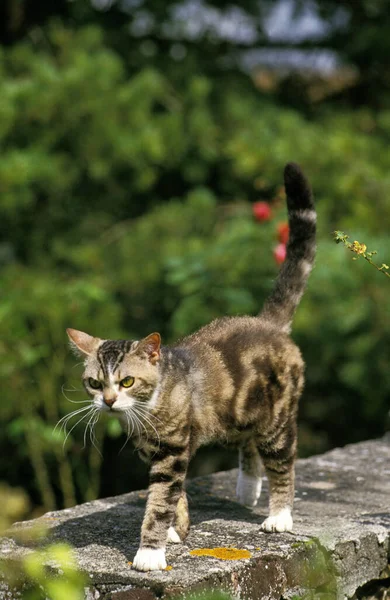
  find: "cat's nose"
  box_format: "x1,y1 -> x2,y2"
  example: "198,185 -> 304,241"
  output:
103,393 -> 117,408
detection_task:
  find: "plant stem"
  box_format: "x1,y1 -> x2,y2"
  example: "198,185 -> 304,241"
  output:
333,231 -> 390,279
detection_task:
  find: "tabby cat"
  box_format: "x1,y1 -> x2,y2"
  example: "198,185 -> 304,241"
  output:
66,162 -> 316,572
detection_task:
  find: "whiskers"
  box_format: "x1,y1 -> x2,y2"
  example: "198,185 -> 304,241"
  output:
56,388 -> 162,458
55,396 -> 102,455
61,384 -> 90,404
119,401 -> 161,454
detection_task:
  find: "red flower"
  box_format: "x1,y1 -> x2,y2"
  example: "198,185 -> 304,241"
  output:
277,222 -> 289,244
273,243 -> 287,265
252,201 -> 272,222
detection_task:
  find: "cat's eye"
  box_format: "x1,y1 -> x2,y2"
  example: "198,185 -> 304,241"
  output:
88,378 -> 102,390
120,376 -> 134,388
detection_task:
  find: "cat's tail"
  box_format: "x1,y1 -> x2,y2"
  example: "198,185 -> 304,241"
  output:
260,162 -> 316,333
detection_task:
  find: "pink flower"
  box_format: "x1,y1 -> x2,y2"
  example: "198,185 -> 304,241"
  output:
277,222 -> 289,244
252,201 -> 272,222
273,243 -> 287,265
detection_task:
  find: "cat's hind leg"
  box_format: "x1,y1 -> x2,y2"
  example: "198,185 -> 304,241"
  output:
236,438 -> 263,507
257,424 -> 296,532
167,491 -> 190,543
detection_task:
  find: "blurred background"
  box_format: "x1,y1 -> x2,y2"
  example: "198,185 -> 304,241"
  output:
0,0 -> 389,520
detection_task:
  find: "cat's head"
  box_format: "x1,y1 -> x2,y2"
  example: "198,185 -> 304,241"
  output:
66,328 -> 161,414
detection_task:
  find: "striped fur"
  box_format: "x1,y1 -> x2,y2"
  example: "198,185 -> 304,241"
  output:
66,163 -> 316,571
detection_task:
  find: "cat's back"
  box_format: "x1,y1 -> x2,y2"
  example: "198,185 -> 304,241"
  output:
176,315 -> 304,442
180,315 -> 301,360
178,315 -> 304,397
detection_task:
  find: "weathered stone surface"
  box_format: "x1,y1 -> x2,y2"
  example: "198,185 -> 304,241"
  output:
1,436 -> 389,599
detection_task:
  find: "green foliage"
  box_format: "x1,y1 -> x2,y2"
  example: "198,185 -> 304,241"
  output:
18,544 -> 85,600
1,21 -> 390,513
295,235 -> 390,452
0,484 -> 30,532
4,1 -> 390,110
290,539 -> 338,598
0,484 -> 86,599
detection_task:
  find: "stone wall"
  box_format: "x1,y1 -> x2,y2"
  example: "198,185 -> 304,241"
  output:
1,436 -> 389,599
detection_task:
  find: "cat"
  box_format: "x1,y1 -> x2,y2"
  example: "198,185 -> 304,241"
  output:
66,162 -> 316,572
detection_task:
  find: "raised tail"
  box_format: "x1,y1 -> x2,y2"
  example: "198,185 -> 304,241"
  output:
260,162 -> 316,332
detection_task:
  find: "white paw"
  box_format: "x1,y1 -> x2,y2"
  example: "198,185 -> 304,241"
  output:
132,547 -> 167,571
236,472 -> 262,507
261,508 -> 293,532
167,526 -> 181,544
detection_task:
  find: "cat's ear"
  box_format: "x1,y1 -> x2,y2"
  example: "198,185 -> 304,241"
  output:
66,328 -> 100,357
138,332 -> 161,364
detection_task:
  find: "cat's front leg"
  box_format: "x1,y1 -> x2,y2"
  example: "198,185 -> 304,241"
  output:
132,442 -> 189,572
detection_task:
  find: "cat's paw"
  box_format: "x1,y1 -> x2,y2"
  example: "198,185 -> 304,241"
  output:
261,508 -> 293,533
167,526 -> 181,544
132,547 -> 167,571
236,472 -> 262,507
